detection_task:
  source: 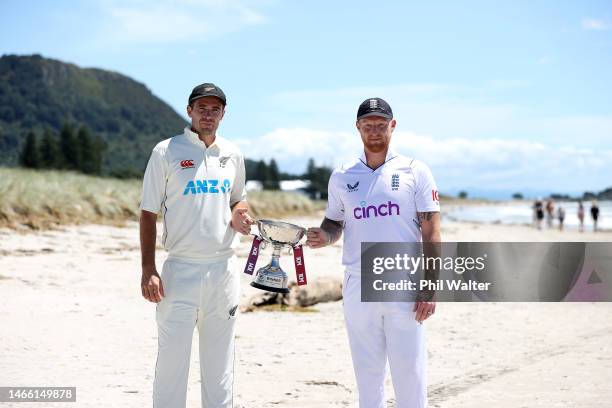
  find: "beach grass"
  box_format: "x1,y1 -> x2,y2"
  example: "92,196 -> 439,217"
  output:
0,167 -> 319,229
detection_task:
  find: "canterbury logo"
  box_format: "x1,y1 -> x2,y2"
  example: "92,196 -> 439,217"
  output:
180,159 -> 195,169
347,181 -> 359,192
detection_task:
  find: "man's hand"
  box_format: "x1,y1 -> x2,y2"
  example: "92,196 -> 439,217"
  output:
231,207 -> 254,235
141,267 -> 164,303
306,227 -> 331,248
414,300 -> 436,323
306,218 -> 342,249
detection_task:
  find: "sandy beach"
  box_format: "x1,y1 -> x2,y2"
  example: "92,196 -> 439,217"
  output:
1,214 -> 611,407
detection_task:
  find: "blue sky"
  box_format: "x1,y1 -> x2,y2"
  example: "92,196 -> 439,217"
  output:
1,0 -> 611,197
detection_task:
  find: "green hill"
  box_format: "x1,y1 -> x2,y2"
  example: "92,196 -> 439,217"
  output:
0,54 -> 187,174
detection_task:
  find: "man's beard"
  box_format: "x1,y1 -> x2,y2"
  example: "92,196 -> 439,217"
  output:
364,139 -> 388,153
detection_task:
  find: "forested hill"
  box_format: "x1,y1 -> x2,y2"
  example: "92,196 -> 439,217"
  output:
0,54 -> 187,174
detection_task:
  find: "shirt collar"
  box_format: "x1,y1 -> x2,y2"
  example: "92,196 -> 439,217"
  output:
183,126 -> 222,151
359,146 -> 398,165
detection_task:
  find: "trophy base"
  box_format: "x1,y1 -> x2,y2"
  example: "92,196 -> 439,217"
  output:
251,260 -> 290,294
250,281 -> 290,294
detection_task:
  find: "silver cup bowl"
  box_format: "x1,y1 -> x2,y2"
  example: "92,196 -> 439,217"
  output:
257,220 -> 306,245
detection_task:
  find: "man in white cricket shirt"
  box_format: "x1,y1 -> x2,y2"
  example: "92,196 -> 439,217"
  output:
306,97 -> 441,408
139,83 -> 253,408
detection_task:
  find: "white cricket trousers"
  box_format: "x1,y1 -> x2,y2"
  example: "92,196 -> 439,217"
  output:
153,256 -> 240,408
342,271 -> 427,408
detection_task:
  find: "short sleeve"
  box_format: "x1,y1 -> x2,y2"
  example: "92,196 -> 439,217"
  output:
230,152 -> 247,206
140,147 -> 168,214
325,170 -> 345,221
414,161 -> 440,212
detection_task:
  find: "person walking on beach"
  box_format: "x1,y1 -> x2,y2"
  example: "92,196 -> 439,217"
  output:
591,200 -> 600,232
534,198 -> 544,230
139,83 -> 253,408
557,206 -> 566,231
577,201 -> 585,232
545,199 -> 555,228
306,97 -> 439,408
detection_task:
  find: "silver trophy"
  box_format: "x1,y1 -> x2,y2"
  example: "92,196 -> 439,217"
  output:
245,219 -> 307,293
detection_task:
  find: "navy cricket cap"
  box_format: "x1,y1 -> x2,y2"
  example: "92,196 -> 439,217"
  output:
357,97 -> 393,120
188,83 -> 226,106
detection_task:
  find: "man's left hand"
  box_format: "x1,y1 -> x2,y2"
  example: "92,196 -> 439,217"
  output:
414,301 -> 436,323
231,207 -> 254,235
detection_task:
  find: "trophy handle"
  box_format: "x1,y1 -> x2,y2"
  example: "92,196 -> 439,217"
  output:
287,232 -> 307,254
249,232 -> 267,250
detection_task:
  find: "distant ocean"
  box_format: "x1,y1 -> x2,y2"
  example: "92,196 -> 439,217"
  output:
445,200 -> 611,231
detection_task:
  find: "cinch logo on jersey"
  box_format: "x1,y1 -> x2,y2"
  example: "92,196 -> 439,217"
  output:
432,189 -> 439,201
353,200 -> 400,219
183,179 -> 231,195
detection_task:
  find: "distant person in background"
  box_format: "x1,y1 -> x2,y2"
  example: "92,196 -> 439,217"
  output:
545,199 -> 555,228
591,200 -> 600,232
533,198 -> 544,230
577,201 -> 585,232
557,206 -> 566,231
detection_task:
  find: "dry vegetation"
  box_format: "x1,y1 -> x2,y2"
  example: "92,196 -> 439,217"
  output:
0,168 -> 321,230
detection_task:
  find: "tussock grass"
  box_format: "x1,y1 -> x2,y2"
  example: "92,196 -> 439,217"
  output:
0,168 -> 141,229
0,168 -> 319,230
247,190 -> 316,218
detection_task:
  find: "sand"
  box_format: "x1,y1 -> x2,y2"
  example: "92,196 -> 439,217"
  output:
1,214 -> 611,407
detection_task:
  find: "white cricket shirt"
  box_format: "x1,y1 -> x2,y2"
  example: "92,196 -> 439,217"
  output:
140,127 -> 247,261
325,148 -> 440,274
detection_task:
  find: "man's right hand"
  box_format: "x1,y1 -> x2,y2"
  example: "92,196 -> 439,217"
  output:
306,227 -> 331,249
141,268 -> 165,303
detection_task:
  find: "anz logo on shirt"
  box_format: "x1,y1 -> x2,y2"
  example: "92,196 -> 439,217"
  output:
183,179 -> 231,195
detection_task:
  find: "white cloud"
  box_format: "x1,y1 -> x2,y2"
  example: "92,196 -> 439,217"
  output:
235,128 -> 359,171
234,83 -> 612,192
264,83 -> 525,145
262,83 -> 612,149
96,0 -> 267,44
234,128 -> 612,192
582,18 -> 610,31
